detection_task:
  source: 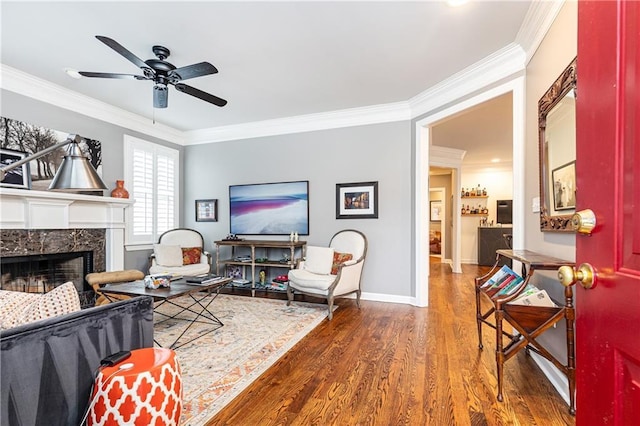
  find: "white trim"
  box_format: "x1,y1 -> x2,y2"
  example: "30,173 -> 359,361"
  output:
430,146 -> 466,166
409,43 -> 526,119
360,291 -> 414,306
415,125 -> 430,307
516,0 -> 566,65
184,101 -> 411,144
0,64 -> 184,145
529,351 -> 571,406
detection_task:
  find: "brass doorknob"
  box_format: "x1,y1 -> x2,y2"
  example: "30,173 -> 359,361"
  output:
571,209 -> 596,235
558,263 -> 597,289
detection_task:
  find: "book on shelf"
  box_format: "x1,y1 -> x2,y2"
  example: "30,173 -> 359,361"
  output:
508,289 -> 557,307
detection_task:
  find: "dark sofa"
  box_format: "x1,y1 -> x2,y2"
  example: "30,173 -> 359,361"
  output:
1,296 -> 154,426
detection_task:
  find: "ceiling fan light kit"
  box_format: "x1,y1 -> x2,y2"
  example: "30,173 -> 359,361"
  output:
78,35 -> 227,109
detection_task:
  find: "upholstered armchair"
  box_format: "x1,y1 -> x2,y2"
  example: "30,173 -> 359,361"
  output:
148,228 -> 211,276
287,229 -> 367,320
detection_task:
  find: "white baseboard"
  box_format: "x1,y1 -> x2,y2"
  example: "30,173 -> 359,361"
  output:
529,351 -> 571,407
358,291 -> 414,306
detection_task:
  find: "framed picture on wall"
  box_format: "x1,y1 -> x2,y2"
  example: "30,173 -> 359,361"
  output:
552,161 -> 576,211
196,199 -> 218,222
0,148 -> 31,189
430,200 -> 442,222
336,181 -> 378,219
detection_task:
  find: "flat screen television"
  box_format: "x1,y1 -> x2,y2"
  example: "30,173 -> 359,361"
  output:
229,180 -> 309,235
496,199 -> 513,225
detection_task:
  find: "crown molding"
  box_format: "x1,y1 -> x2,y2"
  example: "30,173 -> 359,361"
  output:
516,0 -> 566,65
2,0 -> 562,147
0,64 -> 184,145
184,101 -> 411,144
409,43 -> 526,120
430,145 -> 466,167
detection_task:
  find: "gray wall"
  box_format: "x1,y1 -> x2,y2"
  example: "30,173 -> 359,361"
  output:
1,90 -> 414,299
183,121 -> 413,298
0,90 -> 183,273
523,2 -> 577,366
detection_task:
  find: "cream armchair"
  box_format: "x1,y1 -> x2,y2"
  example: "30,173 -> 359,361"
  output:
148,228 -> 211,276
287,229 -> 367,320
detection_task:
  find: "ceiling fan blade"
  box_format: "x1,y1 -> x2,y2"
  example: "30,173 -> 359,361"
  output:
78,71 -> 147,80
169,62 -> 218,81
95,35 -> 150,71
174,83 -> 227,107
154,84 -> 168,108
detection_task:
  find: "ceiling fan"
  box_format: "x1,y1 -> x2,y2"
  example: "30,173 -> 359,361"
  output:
79,35 -> 227,109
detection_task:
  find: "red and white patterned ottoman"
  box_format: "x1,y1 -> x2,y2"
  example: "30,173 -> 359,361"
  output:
88,348 -> 183,425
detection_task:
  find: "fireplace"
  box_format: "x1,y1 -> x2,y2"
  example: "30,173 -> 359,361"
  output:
1,251 -> 94,306
0,229 -> 106,308
0,188 -> 132,306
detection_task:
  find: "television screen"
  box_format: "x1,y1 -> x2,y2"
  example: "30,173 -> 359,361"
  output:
229,180 -> 309,235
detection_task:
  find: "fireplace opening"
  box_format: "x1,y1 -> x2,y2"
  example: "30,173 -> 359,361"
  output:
1,251 -> 94,307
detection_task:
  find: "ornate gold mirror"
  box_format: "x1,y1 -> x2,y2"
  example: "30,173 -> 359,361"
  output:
539,58 -> 577,232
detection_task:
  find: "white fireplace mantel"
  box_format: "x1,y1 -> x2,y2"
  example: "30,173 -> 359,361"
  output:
0,187 -> 133,270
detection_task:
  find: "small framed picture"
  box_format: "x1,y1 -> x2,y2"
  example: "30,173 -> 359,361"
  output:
430,201 -> 442,222
336,181 -> 378,219
196,199 -> 218,222
552,161 -> 576,211
1,148 -> 31,189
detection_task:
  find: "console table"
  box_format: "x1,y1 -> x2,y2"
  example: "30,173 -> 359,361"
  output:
214,240 -> 306,296
474,249 -> 576,414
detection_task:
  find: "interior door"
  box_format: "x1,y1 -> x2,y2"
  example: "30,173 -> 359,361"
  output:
576,1 -> 640,424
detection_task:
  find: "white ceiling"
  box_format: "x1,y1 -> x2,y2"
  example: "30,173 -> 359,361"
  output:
1,0 -> 532,137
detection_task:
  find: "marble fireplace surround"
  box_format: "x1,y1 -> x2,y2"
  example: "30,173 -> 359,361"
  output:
0,187 -> 133,273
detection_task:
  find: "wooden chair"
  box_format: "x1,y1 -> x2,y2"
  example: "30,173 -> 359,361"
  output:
287,230 -> 367,320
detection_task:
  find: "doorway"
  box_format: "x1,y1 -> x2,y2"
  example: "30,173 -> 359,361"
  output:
414,78 -> 526,307
429,187 -> 445,262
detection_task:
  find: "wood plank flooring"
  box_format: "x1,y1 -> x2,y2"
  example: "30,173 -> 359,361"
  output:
207,262 -> 575,425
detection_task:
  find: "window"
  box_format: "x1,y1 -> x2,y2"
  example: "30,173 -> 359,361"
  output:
124,135 -> 179,248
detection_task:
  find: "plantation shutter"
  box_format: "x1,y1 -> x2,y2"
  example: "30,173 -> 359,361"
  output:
124,135 -> 179,247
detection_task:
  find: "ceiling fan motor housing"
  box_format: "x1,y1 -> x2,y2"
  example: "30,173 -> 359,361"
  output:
153,84 -> 168,108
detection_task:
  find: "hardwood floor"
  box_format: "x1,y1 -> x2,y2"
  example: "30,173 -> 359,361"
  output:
207,262 -> 575,425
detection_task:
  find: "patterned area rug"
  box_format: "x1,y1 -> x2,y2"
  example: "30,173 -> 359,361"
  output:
153,294 -> 329,425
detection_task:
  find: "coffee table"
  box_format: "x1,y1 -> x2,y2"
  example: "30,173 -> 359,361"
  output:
101,277 -> 232,349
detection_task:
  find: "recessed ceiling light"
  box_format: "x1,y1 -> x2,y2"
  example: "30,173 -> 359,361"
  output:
491,158 -> 501,163
447,0 -> 470,6
64,68 -> 82,79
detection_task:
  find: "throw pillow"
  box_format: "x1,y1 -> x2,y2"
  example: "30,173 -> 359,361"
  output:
182,247 -> 202,265
0,290 -> 40,329
331,251 -> 353,275
154,244 -> 183,267
20,282 -> 81,325
303,246 -> 334,275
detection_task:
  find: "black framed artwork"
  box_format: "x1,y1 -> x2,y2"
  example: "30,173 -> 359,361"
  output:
0,148 -> 31,189
336,181 -> 378,219
196,199 -> 218,222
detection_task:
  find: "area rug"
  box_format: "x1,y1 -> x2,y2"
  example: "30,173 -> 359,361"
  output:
153,294 -> 329,425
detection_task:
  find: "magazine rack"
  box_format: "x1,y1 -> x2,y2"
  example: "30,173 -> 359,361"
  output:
474,249 -> 576,415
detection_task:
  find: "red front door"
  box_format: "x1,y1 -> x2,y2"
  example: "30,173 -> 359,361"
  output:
576,1 -> 640,424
